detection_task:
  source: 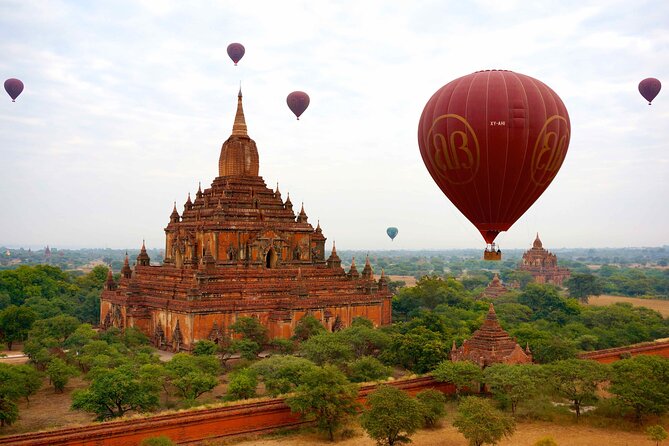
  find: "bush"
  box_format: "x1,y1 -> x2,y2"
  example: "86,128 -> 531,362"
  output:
533,437 -> 558,446
226,368 -> 257,400
347,356 -> 392,383
140,436 -> 176,446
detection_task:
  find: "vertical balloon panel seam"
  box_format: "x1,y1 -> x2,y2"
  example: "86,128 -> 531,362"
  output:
465,73 -> 488,226
505,76 -> 550,226
499,72 -> 530,226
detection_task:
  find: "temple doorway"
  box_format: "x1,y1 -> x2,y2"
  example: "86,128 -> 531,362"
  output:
265,248 -> 278,268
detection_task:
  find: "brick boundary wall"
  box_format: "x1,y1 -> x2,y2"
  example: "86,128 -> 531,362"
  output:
578,339 -> 669,364
0,376 -> 455,446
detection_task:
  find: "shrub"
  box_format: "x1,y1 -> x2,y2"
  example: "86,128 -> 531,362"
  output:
226,368 -> 257,400
140,436 -> 176,446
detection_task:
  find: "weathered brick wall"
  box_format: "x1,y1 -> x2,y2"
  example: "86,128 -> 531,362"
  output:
578,339 -> 669,364
0,376 -> 455,446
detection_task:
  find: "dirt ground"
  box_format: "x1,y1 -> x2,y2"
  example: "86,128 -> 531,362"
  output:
588,295 -> 669,317
388,275 -> 417,287
212,419 -> 662,446
0,376 -> 94,436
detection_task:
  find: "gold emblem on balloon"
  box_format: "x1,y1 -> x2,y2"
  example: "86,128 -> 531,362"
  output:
426,114 -> 480,185
531,115 -> 570,186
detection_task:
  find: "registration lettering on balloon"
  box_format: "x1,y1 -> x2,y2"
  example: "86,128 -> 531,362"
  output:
531,115 -> 570,186
426,114 -> 480,185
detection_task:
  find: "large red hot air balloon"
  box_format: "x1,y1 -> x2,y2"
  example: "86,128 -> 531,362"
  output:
4,78 -> 24,102
638,77 -> 661,105
287,91 -> 310,120
227,43 -> 245,66
418,70 -> 571,260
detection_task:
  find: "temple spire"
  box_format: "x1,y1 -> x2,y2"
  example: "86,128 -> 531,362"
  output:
231,88 -> 248,137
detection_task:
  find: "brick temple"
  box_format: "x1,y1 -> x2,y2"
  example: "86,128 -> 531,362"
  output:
479,273 -> 509,300
451,303 -> 532,366
100,91 -> 392,351
518,233 -> 571,286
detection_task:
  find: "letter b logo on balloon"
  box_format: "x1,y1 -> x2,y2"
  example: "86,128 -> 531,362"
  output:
531,115 -> 570,186
424,114 -> 480,185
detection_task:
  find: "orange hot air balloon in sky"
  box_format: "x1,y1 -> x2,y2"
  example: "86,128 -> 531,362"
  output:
418,70 -> 571,258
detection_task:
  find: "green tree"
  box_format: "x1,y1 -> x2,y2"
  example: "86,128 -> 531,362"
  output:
433,360 -> 483,395
546,359 -> 609,420
46,358 -> 78,393
566,273 -> 603,303
286,365 -> 359,441
518,284 -> 579,324
646,425 -> 668,446
226,338 -> 261,360
483,363 -> 541,415
292,314 -> 327,342
0,363 -> 29,426
610,355 -> 669,423
226,368 -> 257,400
250,355 -> 317,396
29,315 -> 80,343
0,305 -> 37,350
71,364 -> 160,420
347,356 -> 392,383
416,389 -> 447,428
13,364 -> 42,403
381,327 -> 449,373
0,398 -> 19,428
230,317 -> 268,347
192,340 -> 218,356
453,396 -> 515,446
301,333 -> 354,366
360,385 -> 425,446
336,325 -> 391,358
164,353 -> 220,401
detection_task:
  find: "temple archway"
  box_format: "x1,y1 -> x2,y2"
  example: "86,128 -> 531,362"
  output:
265,248 -> 278,269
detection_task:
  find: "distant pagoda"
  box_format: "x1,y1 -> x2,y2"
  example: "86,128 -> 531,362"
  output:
518,233 -> 571,286
451,303 -> 532,367
479,273 -> 508,300
100,91 -> 392,351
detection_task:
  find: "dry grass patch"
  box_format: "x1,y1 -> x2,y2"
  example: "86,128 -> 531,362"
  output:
588,295 -> 669,317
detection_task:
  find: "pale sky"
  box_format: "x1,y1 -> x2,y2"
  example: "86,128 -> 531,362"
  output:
1,0 -> 667,251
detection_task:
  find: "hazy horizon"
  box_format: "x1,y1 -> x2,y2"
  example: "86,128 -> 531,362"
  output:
1,1 -> 667,251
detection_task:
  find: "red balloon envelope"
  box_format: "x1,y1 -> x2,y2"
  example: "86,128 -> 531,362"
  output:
227,43 -> 245,66
418,70 -> 571,245
287,91 -> 310,120
638,77 -> 661,105
4,78 -> 24,102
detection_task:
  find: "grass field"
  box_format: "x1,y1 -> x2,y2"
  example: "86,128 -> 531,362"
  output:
588,295 -> 669,317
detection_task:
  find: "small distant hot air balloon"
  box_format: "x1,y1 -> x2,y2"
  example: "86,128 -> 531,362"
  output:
227,43 -> 245,66
287,91 -> 310,120
418,70 -> 571,260
638,78 -> 661,105
386,227 -> 398,241
4,78 -> 24,102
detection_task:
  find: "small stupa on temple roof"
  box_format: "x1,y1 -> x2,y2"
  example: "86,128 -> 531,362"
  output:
518,233 -> 571,286
479,273 -> 508,300
451,303 -> 532,367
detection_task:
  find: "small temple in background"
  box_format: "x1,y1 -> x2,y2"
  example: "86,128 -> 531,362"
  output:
100,91 -> 392,351
479,273 -> 508,300
451,303 -> 532,367
518,233 -> 571,287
